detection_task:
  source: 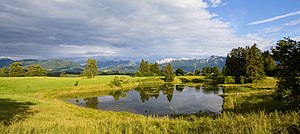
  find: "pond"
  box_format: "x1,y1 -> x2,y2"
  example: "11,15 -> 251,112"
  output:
67,84 -> 224,116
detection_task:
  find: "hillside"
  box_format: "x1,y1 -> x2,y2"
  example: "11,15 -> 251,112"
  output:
0,58 -> 14,68
102,55 -> 226,73
0,59 -> 84,73
20,59 -> 83,71
1,56 -> 226,73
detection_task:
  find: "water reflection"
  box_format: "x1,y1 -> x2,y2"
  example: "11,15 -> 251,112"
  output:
83,97 -> 98,109
69,84 -> 223,116
110,90 -> 127,101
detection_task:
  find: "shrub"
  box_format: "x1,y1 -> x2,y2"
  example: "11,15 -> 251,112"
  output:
74,81 -> 79,86
212,76 -> 225,84
109,76 -> 131,88
224,76 -> 235,84
246,76 -> 257,83
239,76 -> 245,84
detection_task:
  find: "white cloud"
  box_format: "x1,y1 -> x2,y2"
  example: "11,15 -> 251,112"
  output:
293,36 -> 300,41
256,26 -> 283,36
208,0 -> 223,7
0,0 -> 272,60
249,10 -> 300,25
284,19 -> 300,26
57,44 -> 119,57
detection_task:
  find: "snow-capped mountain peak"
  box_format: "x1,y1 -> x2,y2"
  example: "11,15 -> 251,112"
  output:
156,58 -> 192,64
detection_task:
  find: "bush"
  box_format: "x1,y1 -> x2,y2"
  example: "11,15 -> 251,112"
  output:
246,76 -> 257,83
239,76 -> 245,84
224,76 -> 235,84
74,81 -> 79,86
134,71 -> 143,77
187,72 -> 194,76
109,76 -> 131,88
212,76 -> 225,84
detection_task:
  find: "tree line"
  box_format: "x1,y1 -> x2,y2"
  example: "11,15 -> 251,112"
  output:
271,37 -> 299,100
0,62 -> 47,77
135,59 -> 224,82
223,44 -> 276,83
223,37 -> 299,100
1,37 -> 298,100
175,66 -> 221,76
0,58 -> 99,78
135,59 -> 174,82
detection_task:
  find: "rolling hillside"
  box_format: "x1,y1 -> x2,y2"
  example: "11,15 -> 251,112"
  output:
102,55 -> 226,73
0,55 -> 226,73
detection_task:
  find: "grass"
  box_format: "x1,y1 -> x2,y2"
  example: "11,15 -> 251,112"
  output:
220,77 -> 278,89
0,76 -> 299,133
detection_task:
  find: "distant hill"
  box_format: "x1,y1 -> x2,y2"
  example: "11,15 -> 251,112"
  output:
20,59 -> 84,73
99,60 -> 138,73
0,59 -> 84,73
102,55 -> 226,73
160,55 -> 226,72
0,55 -> 226,73
0,58 -> 14,67
97,60 -> 137,68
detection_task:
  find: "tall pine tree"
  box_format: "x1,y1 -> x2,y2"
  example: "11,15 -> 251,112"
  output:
138,59 -> 150,76
224,44 -> 265,83
272,37 -> 300,100
244,44 -> 265,82
262,51 -> 276,76
150,62 -> 160,76
163,63 -> 174,82
224,47 -> 246,79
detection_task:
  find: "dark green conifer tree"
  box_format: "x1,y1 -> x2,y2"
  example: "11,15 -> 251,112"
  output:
163,63 -> 174,82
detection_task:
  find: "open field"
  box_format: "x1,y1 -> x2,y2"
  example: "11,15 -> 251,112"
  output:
0,76 -> 299,133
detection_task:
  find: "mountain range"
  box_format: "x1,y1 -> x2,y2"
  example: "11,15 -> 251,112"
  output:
0,55 -> 226,73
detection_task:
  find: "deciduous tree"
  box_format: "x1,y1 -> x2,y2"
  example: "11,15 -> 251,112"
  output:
202,66 -> 211,76
194,69 -> 201,76
175,68 -> 185,76
211,66 -> 221,76
26,64 -> 47,76
0,67 -> 9,77
84,59 -> 98,78
9,62 -> 25,77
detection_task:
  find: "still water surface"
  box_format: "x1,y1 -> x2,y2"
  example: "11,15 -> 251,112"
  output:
67,85 -> 224,116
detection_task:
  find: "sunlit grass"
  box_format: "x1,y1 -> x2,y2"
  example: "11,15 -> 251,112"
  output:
0,76 -> 299,133
220,77 -> 277,89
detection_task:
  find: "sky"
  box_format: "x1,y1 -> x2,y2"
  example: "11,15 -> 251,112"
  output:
0,0 -> 299,61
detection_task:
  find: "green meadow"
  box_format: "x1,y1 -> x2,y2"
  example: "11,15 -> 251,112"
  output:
0,76 -> 299,133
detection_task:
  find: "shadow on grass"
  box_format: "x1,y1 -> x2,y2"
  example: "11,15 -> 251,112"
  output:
0,98 -> 36,125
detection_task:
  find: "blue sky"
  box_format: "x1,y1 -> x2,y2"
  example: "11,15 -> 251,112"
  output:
208,0 -> 300,42
0,0 -> 299,61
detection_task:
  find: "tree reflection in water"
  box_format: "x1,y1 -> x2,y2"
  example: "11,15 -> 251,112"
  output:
136,86 -> 161,103
83,97 -> 98,109
109,90 -> 127,101
109,84 -> 176,103
71,84 -> 224,116
175,85 -> 184,92
107,84 -> 221,104
203,85 -> 220,94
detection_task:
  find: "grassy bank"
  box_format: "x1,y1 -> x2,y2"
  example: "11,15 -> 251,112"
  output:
0,76 -> 299,133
